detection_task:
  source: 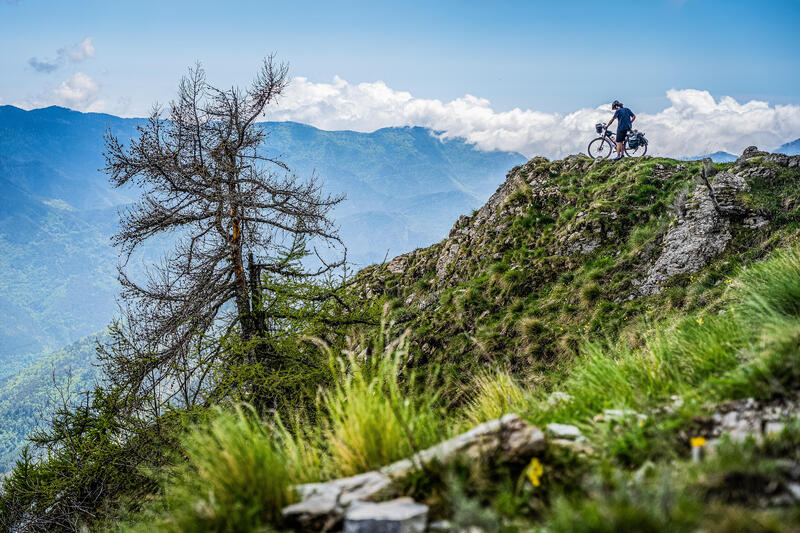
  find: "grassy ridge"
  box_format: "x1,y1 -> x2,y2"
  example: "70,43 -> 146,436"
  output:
121,243 -> 800,531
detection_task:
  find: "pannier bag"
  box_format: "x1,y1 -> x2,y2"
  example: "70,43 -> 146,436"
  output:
628,131 -> 644,149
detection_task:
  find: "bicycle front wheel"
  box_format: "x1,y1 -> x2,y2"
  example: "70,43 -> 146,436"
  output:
588,138 -> 613,159
625,141 -> 647,158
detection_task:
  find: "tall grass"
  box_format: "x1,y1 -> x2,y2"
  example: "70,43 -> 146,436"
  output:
318,332 -> 446,477
124,328 -> 448,531
123,405 -> 292,533
462,369 -> 530,427
555,245 -> 800,418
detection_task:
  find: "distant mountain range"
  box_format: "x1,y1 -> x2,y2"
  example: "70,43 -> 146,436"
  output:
777,138 -> 800,155
0,105 -> 524,361
682,151 -> 739,163
682,138 -> 800,162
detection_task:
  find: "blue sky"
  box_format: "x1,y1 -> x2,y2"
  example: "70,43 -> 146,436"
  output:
1,0 -> 799,156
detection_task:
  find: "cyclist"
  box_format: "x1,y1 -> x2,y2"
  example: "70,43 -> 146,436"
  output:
605,100 -> 636,161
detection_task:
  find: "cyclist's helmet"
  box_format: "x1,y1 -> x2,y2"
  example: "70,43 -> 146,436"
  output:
612,100 -> 622,110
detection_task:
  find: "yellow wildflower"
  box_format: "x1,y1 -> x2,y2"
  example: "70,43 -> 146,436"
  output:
525,457 -> 544,487
695,316 -> 704,325
725,278 -> 733,285
690,436 -> 706,447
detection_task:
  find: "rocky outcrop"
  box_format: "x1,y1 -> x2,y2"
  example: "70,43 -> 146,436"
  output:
344,498 -> 428,533
282,414 -> 545,532
638,171 -> 747,295
358,146 -> 800,311
704,396 -> 800,445
639,146 -> 800,295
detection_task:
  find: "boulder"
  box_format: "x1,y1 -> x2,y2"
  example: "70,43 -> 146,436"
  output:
546,423 -> 583,440
344,497 -> 428,533
381,414 -> 545,479
639,172 -> 748,295
283,471 -> 393,531
283,414 -> 544,531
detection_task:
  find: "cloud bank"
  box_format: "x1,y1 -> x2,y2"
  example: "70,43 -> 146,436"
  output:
15,70 -> 800,159
271,77 -> 800,158
28,37 -> 95,73
18,72 -> 107,113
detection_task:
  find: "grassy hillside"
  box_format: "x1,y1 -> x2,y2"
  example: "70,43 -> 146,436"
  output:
105,149 -> 800,532
6,148 -> 800,532
352,151 -> 800,383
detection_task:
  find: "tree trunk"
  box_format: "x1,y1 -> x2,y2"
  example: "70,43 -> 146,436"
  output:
228,185 -> 253,341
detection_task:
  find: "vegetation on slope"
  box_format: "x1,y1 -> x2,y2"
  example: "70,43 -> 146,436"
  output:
0,334 -> 101,473
3,150 -> 800,532
117,243 -> 800,532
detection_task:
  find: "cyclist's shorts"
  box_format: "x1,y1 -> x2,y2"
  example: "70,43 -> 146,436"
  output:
617,128 -> 630,142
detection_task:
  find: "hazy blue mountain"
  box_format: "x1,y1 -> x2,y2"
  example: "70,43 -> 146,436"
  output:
0,105 -> 524,362
776,138 -> 800,155
682,151 -> 739,163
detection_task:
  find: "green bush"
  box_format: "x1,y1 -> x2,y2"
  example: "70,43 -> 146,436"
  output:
320,336 -> 446,477
123,405 -> 291,533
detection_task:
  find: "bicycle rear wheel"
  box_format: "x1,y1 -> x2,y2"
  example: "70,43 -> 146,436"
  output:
588,137 -> 613,159
625,141 -> 647,158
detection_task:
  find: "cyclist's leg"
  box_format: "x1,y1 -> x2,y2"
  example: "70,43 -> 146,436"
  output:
616,129 -> 629,158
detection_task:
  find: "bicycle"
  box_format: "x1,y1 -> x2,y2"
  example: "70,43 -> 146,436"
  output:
587,123 -> 648,159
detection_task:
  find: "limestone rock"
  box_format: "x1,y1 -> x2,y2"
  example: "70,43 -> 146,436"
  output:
546,423 -> 583,440
737,146 -> 769,161
387,255 -> 409,275
547,391 -> 574,406
638,172 -> 747,295
283,415 -> 543,531
381,414 -> 545,479
344,498 -> 428,533
283,471 -> 394,531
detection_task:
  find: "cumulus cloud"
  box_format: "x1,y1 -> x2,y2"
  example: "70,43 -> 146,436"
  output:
16,72 -> 107,112
64,37 -> 95,62
52,72 -> 100,109
271,77 -> 800,158
27,37 -> 95,73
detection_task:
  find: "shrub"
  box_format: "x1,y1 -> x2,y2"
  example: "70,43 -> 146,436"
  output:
462,369 -> 529,426
123,405 -> 292,533
319,335 -> 446,477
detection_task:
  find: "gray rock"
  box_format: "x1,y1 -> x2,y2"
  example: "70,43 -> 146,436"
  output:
428,520 -> 455,532
738,146 -> 769,161
283,415 -> 543,531
344,497 -> 428,533
547,391 -> 574,406
382,414 -> 545,479
283,471 -> 394,530
764,421 -> 786,437
282,482 -> 341,531
639,173 -> 747,295
599,409 -> 647,422
546,423 -> 583,440
787,483 -> 800,501
387,255 -> 409,274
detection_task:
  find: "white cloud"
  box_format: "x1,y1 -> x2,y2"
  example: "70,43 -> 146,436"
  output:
28,37 -> 95,73
16,72 -> 107,112
271,77 -> 800,158
52,72 -> 101,109
63,37 -> 95,62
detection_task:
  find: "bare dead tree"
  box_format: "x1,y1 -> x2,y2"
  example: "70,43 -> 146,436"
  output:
101,56 -> 344,403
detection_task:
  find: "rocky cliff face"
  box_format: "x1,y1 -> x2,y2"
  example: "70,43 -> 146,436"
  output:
352,148 -> 800,372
